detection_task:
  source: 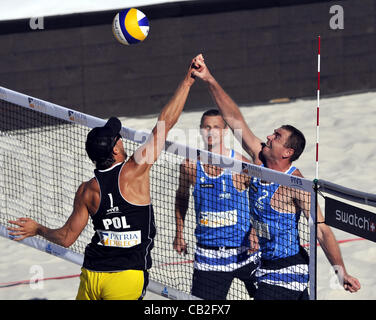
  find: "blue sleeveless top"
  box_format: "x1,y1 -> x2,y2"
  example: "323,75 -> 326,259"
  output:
249,165 -> 301,260
193,150 -> 251,247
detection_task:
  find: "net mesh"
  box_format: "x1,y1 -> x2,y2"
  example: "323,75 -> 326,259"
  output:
0,94 -> 314,300
0,102 -> 93,255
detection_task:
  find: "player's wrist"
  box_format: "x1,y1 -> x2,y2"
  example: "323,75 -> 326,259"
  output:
183,76 -> 195,87
206,74 -> 217,86
36,223 -> 46,237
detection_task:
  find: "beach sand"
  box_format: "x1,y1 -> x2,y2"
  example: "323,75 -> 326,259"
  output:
1,91 -> 375,300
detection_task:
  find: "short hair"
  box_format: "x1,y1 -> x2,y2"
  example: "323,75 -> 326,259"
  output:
200,109 -> 227,128
85,117 -> 122,167
94,156 -> 116,170
281,125 -> 306,162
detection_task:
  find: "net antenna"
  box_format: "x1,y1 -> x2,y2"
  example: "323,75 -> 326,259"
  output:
316,35 -> 321,180
311,35 -> 321,301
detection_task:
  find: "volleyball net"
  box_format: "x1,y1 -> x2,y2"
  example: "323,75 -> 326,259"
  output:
317,180 -> 376,244
0,86 -> 317,300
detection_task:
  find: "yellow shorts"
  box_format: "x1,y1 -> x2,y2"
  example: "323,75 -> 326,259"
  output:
76,268 -> 148,300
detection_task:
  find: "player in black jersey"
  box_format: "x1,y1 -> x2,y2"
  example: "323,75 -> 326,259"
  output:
7,58 -> 198,300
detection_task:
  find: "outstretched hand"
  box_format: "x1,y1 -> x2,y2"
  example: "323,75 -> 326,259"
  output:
7,217 -> 39,241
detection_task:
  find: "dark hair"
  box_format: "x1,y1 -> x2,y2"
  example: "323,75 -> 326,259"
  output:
281,125 -> 306,162
92,134 -> 122,170
85,117 -> 122,164
200,109 -> 227,128
95,156 -> 116,170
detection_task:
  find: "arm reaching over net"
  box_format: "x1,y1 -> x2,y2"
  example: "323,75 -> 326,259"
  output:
8,58 -> 198,248
116,59 -> 197,206
191,54 -> 263,164
133,61 -> 197,168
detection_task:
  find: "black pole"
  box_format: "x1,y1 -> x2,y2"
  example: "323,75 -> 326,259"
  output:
313,178 -> 319,300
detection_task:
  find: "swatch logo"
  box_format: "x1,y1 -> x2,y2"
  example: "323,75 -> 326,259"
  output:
325,197 -> 376,243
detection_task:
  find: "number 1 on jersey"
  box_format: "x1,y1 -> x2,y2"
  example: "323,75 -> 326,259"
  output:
108,193 -> 114,208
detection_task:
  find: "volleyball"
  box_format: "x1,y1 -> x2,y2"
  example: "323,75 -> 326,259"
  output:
112,8 -> 149,45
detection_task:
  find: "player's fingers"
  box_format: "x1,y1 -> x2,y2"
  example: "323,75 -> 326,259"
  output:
192,56 -> 204,66
12,234 -> 27,241
7,226 -> 23,232
177,241 -> 187,254
344,278 -> 360,292
349,281 -> 360,292
8,230 -> 25,236
197,53 -> 204,61
7,220 -> 25,227
8,230 -> 27,241
196,59 -> 204,67
7,221 -> 24,231
191,61 -> 198,69
174,242 -> 183,254
192,68 -> 204,78
345,283 -> 356,293
350,279 -> 361,292
181,245 -> 188,255
194,53 -> 203,61
10,217 -> 29,223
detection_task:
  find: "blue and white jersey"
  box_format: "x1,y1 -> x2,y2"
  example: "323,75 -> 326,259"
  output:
249,165 -> 301,260
249,165 -> 309,292
193,150 -> 260,271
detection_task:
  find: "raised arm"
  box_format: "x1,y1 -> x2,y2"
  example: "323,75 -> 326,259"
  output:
132,61 -> 196,170
8,182 -> 90,248
191,54 -> 263,164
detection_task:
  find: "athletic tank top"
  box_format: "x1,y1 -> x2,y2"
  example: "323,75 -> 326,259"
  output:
249,165 -> 301,260
82,162 -> 156,272
193,150 -> 251,247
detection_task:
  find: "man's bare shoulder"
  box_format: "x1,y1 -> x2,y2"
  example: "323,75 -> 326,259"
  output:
73,178 -> 98,209
79,177 -> 98,194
